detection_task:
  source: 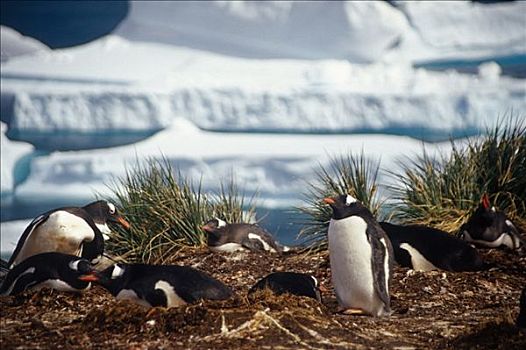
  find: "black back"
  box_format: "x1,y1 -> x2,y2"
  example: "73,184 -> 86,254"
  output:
326,194 -> 393,311
7,204 -> 105,267
380,222 -> 487,272
96,264 -> 232,306
248,272 -> 321,302
0,253 -> 93,296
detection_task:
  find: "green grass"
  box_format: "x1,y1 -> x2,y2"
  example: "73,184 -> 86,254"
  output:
391,117 -> 526,233
297,151 -> 383,252
106,158 -> 256,263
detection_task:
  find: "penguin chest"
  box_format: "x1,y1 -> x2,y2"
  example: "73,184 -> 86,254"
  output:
15,211 -> 95,265
328,216 -> 375,308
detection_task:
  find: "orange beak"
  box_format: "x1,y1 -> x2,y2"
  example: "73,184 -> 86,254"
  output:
323,197 -> 335,205
78,273 -> 99,282
117,216 -> 131,230
481,193 -> 490,210
201,225 -> 213,233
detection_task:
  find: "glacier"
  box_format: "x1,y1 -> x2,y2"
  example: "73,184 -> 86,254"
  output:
1,1 -> 525,256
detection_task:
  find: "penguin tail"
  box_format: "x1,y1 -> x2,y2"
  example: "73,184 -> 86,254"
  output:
0,258 -> 10,283
278,245 -> 299,255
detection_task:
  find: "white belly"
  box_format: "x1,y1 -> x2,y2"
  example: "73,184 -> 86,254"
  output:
328,216 -> 385,316
14,211 -> 95,266
209,243 -> 245,253
400,243 -> 438,271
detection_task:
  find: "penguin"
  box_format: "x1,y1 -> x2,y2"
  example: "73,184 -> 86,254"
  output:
517,287 -> 526,328
0,253 -> 95,296
7,200 -> 130,268
80,263 -> 232,308
380,222 -> 487,272
248,272 -> 324,302
324,194 -> 393,317
201,218 -> 289,253
459,193 -> 524,251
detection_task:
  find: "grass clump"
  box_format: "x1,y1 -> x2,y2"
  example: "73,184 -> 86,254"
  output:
297,151 -> 383,251
106,158 -> 256,263
392,117 -> 526,233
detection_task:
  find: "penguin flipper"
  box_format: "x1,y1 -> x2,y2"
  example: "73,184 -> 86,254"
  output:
241,237 -> 265,252
368,226 -> 392,309
7,214 -> 49,267
145,289 -> 168,307
0,270 -> 38,296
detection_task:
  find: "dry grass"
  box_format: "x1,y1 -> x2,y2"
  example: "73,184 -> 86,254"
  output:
106,157 -> 257,263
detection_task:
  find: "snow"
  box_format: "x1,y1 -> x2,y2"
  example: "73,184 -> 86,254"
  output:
0,219 -> 30,261
1,122 -> 34,195
389,1 -> 526,62
115,1 -> 526,63
2,37 -> 524,135
0,1 -> 525,258
0,26 -> 50,62
13,118 -> 454,208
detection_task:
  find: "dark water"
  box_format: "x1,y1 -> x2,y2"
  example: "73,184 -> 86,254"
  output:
6,129 -> 162,151
0,1 -> 128,48
415,54 -> 526,79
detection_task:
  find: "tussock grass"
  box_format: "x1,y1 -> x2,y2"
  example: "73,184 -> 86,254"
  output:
297,151 -> 383,252
106,158 -> 256,263
391,117 -> 526,233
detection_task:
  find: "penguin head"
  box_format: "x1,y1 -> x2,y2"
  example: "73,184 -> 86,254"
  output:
61,256 -> 96,290
201,218 -> 227,234
323,194 -> 369,220
462,193 -> 516,246
83,200 -> 131,230
79,263 -> 128,295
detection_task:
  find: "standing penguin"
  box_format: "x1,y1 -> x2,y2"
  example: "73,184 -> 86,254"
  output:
380,222 -> 487,272
202,218 -> 289,253
80,263 -> 232,308
0,253 -> 95,296
7,200 -> 130,268
324,194 -> 393,317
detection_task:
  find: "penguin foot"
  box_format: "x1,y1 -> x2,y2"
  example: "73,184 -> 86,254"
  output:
338,307 -> 368,316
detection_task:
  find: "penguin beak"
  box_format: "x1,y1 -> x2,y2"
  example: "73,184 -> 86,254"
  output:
323,197 -> 335,205
78,273 -> 99,282
481,193 -> 490,210
201,224 -> 213,233
116,216 -> 131,230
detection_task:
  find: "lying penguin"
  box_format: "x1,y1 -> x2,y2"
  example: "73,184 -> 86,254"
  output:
324,194 -> 393,317
80,263 -> 232,308
380,222 -> 487,272
459,193 -> 524,251
0,253 -> 95,296
8,200 -> 130,268
201,218 -> 289,253
248,272 -> 324,302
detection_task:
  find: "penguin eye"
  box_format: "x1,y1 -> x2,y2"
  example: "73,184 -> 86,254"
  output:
108,203 -> 116,215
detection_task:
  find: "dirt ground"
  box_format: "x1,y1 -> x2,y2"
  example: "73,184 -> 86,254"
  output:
1,248 -> 525,349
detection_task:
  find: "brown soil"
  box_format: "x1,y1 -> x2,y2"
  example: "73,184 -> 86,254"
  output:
1,248 -> 525,349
